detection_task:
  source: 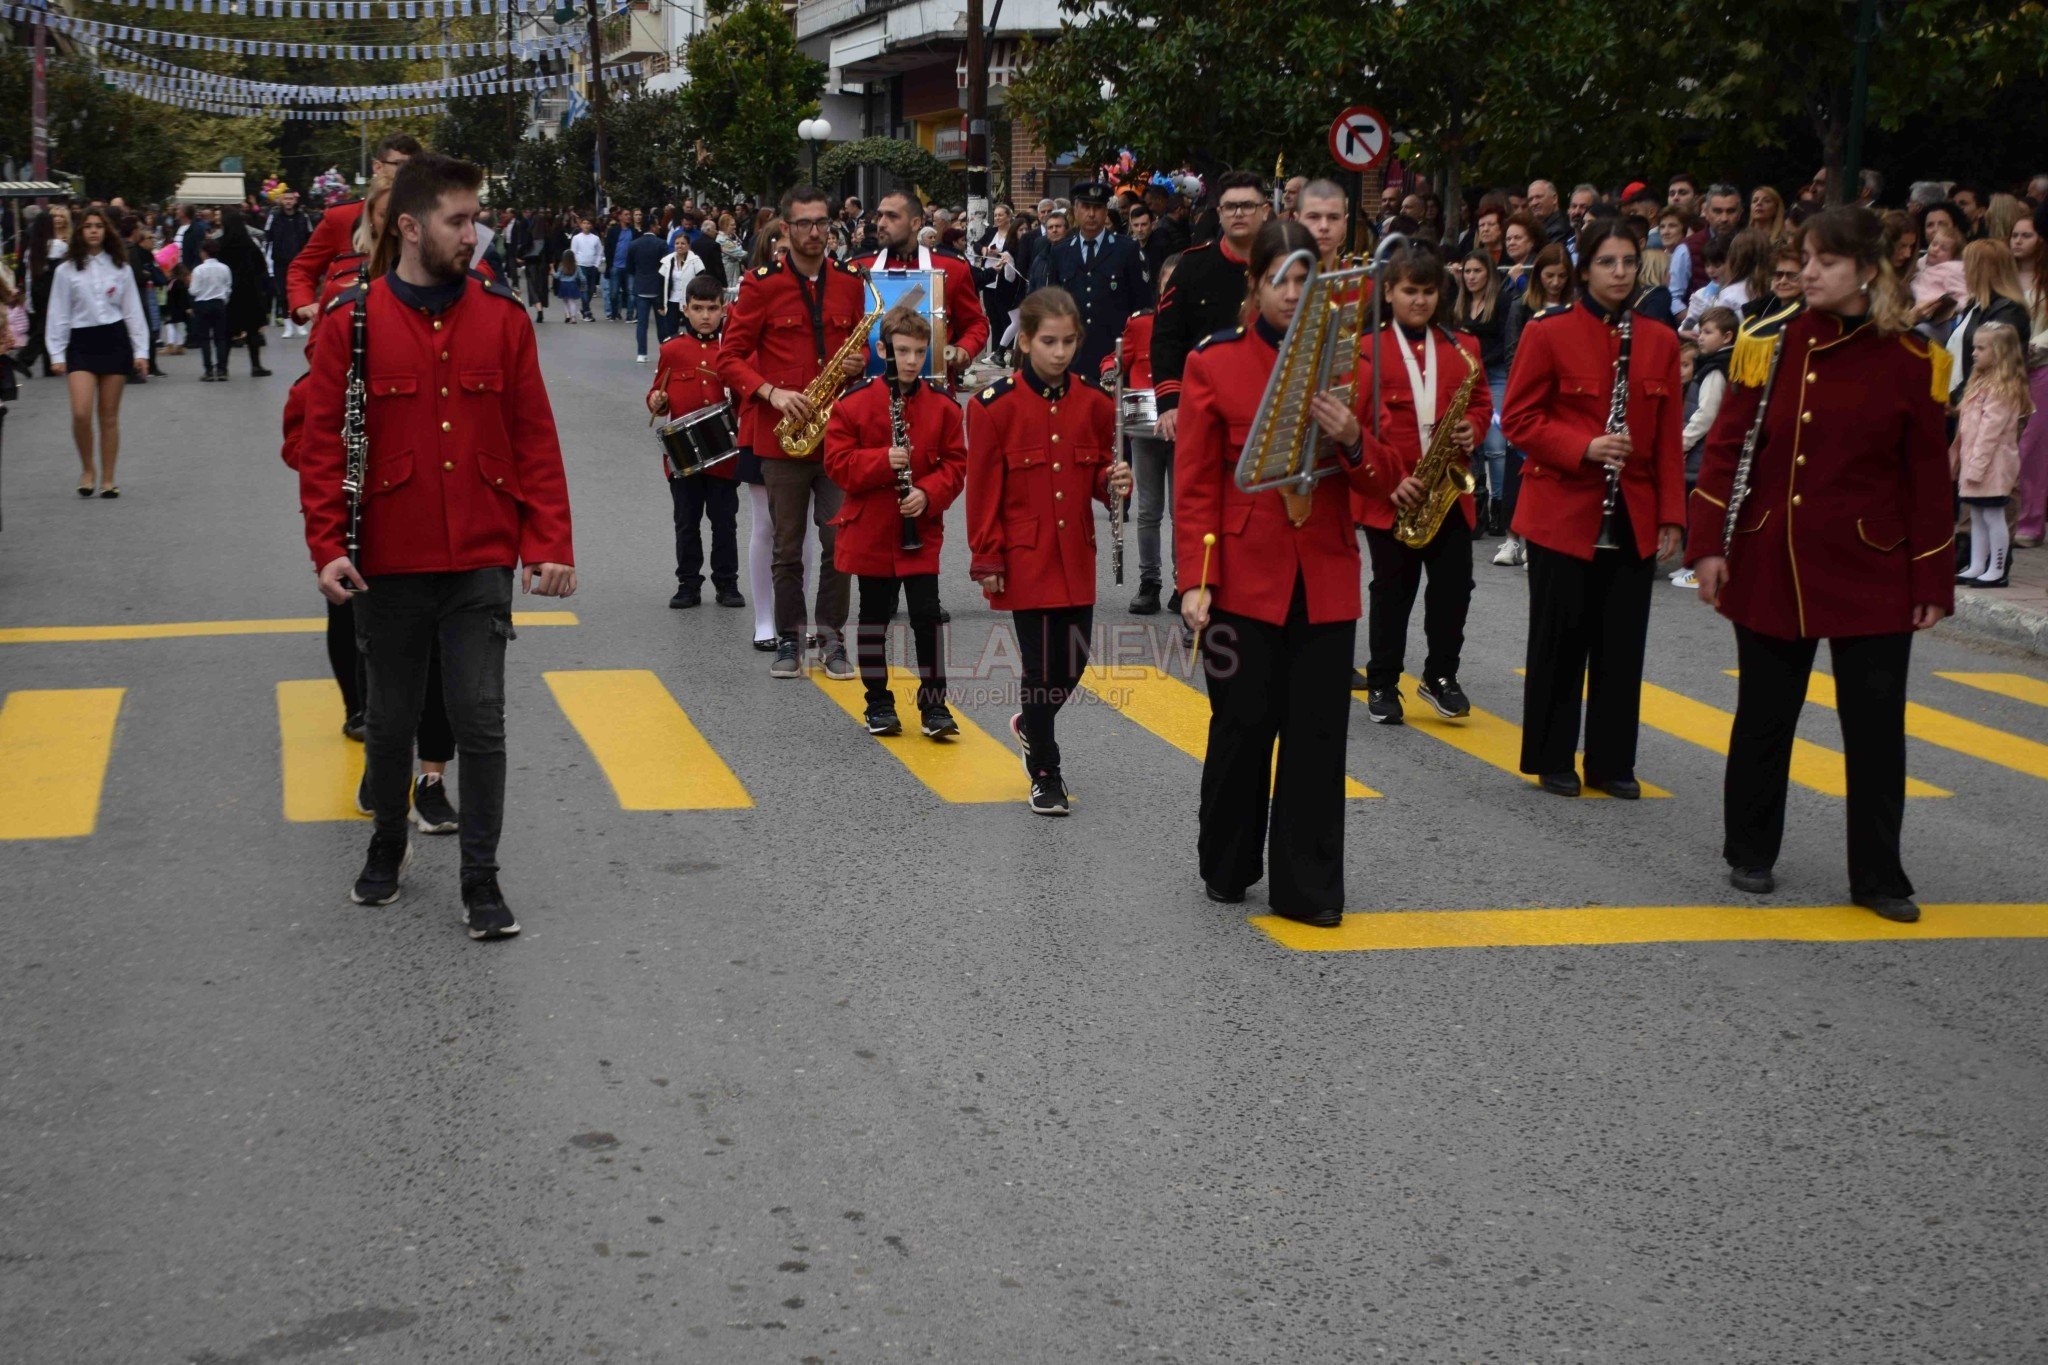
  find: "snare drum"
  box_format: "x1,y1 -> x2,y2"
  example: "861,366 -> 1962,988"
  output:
658,400 -> 739,477
1121,388 -> 1158,439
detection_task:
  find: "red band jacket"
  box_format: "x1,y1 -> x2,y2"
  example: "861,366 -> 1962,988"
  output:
1172,319 -> 1383,627
715,255 -> 868,457
1687,308 -> 1954,638
823,376 -> 968,578
280,250 -> 370,471
651,329 -> 736,481
1500,298 -> 1685,560
1350,323 -> 1493,533
966,366 -> 1117,611
300,273 -> 575,576
286,199 -> 363,316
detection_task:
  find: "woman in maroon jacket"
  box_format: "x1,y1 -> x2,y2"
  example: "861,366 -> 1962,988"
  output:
1689,207 -> 1953,923
824,305 -> 968,740
1501,218 -> 1686,801
1174,220 -> 1382,926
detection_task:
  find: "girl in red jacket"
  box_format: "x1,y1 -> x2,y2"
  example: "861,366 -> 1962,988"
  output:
967,288 -> 1133,815
823,305 -> 968,739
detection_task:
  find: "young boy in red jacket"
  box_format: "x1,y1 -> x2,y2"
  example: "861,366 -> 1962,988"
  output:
823,305 -> 968,738
646,273 -> 743,609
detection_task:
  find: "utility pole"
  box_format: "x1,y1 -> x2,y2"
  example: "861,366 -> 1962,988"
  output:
31,0 -> 49,180
584,0 -> 610,213
963,0 -> 988,245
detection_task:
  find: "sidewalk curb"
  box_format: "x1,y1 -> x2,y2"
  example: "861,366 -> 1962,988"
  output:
1943,590 -> 2048,657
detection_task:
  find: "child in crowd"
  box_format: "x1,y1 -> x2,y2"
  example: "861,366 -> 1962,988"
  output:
823,304 -> 968,740
553,250 -> 582,323
646,274 -> 744,610
1952,321 -> 2032,588
162,264 -> 192,355
1669,306 -> 1739,587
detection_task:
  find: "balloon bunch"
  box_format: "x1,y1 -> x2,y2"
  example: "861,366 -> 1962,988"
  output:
262,176 -> 291,204
310,166 -> 350,206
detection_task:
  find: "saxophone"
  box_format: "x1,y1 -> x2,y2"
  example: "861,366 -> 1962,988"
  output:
774,281 -> 922,460
1392,337 -> 1482,549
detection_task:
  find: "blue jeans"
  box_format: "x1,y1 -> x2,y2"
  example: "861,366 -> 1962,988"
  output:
635,296 -> 661,355
579,266 -> 601,316
608,267 -> 634,319
1475,374 -> 1508,508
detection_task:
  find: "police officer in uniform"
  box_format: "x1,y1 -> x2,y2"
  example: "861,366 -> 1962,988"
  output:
1051,181 -> 1153,383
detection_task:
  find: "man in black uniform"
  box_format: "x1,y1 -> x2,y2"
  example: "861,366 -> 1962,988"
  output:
1149,169 -> 1269,445
1050,181 -> 1153,381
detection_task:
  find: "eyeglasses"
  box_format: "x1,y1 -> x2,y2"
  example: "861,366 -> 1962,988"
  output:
1591,255 -> 1639,270
1218,201 -> 1266,216
786,218 -> 831,234
374,157 -> 408,171
1772,269 -> 1802,281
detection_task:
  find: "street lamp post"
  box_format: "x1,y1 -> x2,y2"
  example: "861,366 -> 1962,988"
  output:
798,117 -> 832,188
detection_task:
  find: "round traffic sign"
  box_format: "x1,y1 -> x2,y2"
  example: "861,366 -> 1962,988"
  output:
1328,105 -> 1390,173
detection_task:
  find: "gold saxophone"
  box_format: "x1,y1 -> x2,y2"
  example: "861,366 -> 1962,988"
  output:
1392,341 -> 1483,549
774,279 -> 924,460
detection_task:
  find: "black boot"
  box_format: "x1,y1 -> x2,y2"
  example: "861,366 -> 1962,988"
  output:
248,338 -> 272,377
1472,490 -> 1491,538
1129,580 -> 1162,614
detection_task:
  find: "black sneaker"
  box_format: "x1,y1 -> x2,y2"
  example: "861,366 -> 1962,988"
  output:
350,831 -> 410,906
1028,769 -> 1070,816
1009,712 -> 1034,776
1416,676 -> 1470,719
462,875 -> 521,940
770,637 -> 804,678
1350,668 -> 1371,691
865,705 -> 902,736
341,711 -> 366,742
669,587 -> 702,609
410,775 -> 459,834
1365,685 -> 1404,724
714,586 -> 746,608
1129,582 -> 1162,615
920,705 -> 960,738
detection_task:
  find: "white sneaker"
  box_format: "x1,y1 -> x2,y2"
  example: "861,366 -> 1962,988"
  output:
1492,535 -> 1522,567
1669,567 -> 1697,588
636,354 -> 649,363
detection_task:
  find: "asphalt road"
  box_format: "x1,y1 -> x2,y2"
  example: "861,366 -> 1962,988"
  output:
2,311 -> 2045,1365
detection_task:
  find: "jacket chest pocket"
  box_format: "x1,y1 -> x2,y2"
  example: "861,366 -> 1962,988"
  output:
1005,444 -> 1048,476
477,449 -> 521,500
768,313 -> 808,332
1560,375 -> 1605,405
370,374 -> 418,401
1633,377 -> 1673,405
1074,443 -> 1110,468
459,368 -> 504,397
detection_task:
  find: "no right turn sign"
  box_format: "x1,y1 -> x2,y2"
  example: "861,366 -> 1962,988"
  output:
1328,106 -> 1391,173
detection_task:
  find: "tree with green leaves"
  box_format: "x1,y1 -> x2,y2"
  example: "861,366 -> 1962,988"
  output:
678,0 -> 827,202
814,137 -> 961,204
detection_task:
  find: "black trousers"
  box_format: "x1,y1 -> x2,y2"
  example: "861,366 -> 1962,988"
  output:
1521,533 -> 1655,781
327,597 -> 454,761
1363,505 -> 1473,690
669,472 -> 740,591
189,299 -> 228,373
1198,575 -> 1356,917
354,568 -> 514,876
856,573 -> 946,712
1725,626 -> 1914,900
1013,605 -> 1093,775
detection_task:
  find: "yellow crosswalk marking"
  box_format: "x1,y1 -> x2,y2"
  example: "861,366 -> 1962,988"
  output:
1080,665 -> 1377,797
1254,902 -> 2048,951
1383,673 -> 1670,798
277,680 -> 367,823
0,688 -> 125,839
545,670 -> 752,810
1636,681 -> 1947,798
811,667 -> 1028,804
1783,672 -> 2048,782
0,612 -> 578,645
1935,671 -> 2048,710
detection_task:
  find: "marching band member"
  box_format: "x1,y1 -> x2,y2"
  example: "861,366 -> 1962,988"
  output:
867,190 -> 989,384
646,273 -> 743,611
717,185 -> 869,681
1176,221 -> 1382,927
1352,243 -> 1493,725
824,305 -> 967,741
299,155 -> 576,940
967,287 -> 1133,816
1150,170 -> 1270,445
1104,252 -> 1176,614
1502,218 -> 1685,799
286,133 -> 419,328
1689,206 -> 1954,923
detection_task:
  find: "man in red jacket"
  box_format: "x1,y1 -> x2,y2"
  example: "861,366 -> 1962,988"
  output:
862,190 -> 989,385
301,153 -> 576,940
716,184 -> 869,681
287,133 -> 421,325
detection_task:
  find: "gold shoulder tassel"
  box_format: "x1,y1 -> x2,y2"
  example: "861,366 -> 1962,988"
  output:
1927,343 -> 1954,403
1728,326 -> 1776,388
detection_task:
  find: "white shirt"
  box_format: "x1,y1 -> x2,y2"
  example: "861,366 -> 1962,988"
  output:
471,222 -> 496,268
660,249 -> 704,303
44,251 -> 148,364
570,231 -> 605,269
189,257 -> 232,303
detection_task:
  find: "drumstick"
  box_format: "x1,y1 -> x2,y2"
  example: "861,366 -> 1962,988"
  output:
647,366 -> 670,426
1187,533 -> 1217,673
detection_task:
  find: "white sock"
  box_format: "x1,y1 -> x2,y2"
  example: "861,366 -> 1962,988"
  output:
1979,503 -> 2010,578
1962,506 -> 1991,578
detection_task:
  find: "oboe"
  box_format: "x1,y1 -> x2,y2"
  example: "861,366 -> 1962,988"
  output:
341,293 -> 370,577
891,386 -> 923,553
1109,338 -> 1127,585
1591,312 -> 1633,552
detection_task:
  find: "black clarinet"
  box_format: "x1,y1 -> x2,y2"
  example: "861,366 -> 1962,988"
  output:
891,386 -> 923,552
341,292 -> 370,576
1591,312 -> 1633,552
